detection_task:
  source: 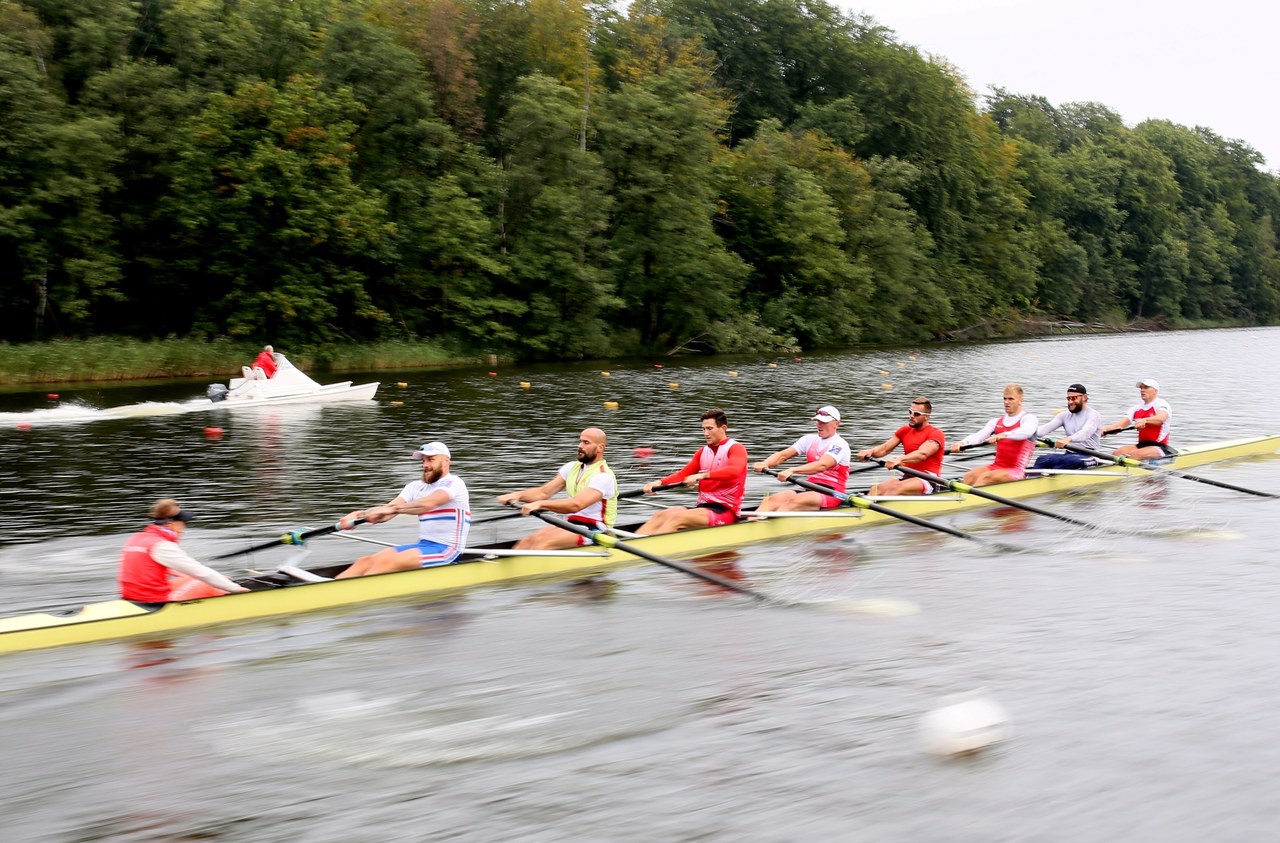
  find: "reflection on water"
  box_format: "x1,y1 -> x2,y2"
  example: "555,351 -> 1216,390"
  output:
3,328 -> 1280,840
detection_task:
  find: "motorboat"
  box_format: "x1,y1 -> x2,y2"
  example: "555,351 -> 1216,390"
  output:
205,353 -> 378,407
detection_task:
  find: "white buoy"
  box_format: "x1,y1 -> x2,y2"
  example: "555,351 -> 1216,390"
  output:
918,689 -> 1012,756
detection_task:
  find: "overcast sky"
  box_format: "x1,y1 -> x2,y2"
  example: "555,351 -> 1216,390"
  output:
840,0 -> 1279,171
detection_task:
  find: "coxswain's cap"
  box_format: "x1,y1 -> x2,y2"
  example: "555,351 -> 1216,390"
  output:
414,441 -> 451,459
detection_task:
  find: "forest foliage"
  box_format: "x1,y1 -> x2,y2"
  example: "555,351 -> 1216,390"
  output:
2,0 -> 1278,356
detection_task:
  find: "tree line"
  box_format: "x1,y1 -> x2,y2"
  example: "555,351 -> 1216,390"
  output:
2,0 -> 1278,356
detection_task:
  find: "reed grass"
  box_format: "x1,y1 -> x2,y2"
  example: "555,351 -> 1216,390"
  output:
0,337 -> 466,386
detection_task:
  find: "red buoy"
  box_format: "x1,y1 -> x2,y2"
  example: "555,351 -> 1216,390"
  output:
46,393 -> 59,400
654,364 -> 663,369
204,427 -> 223,438
488,371 -> 498,377
633,446 -> 655,459
16,422 -> 32,430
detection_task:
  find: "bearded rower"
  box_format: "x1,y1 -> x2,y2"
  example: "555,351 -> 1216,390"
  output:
497,427 -> 618,549
857,396 -> 946,495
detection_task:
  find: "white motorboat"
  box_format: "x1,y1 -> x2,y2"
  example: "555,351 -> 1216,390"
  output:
205,354 -> 378,407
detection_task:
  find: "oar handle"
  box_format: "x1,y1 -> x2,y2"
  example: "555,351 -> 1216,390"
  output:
212,517 -> 367,560
1102,425 -> 1134,437
480,483 -> 686,524
868,457 -> 953,490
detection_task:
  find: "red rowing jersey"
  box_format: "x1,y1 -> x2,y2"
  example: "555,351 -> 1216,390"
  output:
893,423 -> 946,475
1130,399 -> 1172,445
992,413 -> 1036,470
118,524 -> 179,602
662,438 -> 748,511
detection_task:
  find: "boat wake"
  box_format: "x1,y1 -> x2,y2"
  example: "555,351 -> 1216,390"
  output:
1,400 -> 204,428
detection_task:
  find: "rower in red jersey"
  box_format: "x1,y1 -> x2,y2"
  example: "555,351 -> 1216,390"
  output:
638,408 -> 748,534
1103,378 -> 1174,461
857,396 -> 946,496
951,384 -> 1039,486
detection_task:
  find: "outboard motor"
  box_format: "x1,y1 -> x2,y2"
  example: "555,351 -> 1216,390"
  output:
207,383 -> 229,403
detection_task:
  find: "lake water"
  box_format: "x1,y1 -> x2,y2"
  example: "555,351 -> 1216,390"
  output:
2,327 -> 1279,841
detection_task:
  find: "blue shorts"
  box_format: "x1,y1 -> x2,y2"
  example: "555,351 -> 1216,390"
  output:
394,539 -> 462,568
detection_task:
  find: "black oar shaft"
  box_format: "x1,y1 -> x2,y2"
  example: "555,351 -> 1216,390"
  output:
766,469 -> 993,546
212,517 -> 367,560
475,483 -> 686,525
529,510 -> 773,602
1045,440 -> 1279,499
889,462 -> 1109,531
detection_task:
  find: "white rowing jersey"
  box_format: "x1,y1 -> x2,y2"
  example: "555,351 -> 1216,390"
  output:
397,473 -> 471,550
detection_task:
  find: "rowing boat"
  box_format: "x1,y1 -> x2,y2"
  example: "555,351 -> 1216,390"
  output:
2,435 -> 1275,655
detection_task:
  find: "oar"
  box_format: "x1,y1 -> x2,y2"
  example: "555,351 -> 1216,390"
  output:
212,517 -> 368,560
1042,439 -> 1279,499
869,458 -> 1125,533
765,469 -> 1019,551
474,483 -> 686,525
528,510 -> 777,603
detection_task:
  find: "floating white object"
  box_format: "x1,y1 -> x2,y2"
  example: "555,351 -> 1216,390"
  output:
918,690 -> 1012,756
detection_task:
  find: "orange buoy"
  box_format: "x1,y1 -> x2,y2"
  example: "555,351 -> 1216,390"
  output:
633,447 -> 655,459
204,427 -> 224,437
519,381 -> 531,388
668,382 -> 679,389
728,371 -> 739,377
390,401 -> 404,406
603,400 -> 619,409
768,362 -> 778,368
396,382 -> 408,387
600,371 -> 611,377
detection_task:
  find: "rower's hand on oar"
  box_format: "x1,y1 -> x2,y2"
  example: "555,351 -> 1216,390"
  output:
495,492 -> 524,507
752,460 -> 772,473
775,468 -> 796,482
882,456 -> 903,471
519,500 -> 546,517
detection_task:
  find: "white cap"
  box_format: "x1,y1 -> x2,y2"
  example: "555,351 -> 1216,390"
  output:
813,405 -> 841,423
1136,378 -> 1160,390
413,441 -> 451,459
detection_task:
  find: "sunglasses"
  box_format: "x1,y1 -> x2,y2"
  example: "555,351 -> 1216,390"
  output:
908,410 -> 930,417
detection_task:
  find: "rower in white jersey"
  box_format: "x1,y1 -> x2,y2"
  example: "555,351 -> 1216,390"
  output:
753,405 -> 853,511
497,427 -> 619,550
336,441 -> 471,577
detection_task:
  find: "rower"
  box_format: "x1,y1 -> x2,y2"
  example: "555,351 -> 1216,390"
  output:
335,441 -> 471,577
950,383 -> 1039,487
1032,383 -> 1103,470
637,408 -> 748,534
753,405 -> 852,512
1103,378 -> 1174,461
496,428 -> 619,549
856,397 -> 946,496
118,499 -> 248,607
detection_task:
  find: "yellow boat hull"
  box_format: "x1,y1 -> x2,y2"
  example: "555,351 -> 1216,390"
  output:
2,435 -> 1276,654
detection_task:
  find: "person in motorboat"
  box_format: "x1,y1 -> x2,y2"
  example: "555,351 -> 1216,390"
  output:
637,408 -> 748,533
497,428 -> 619,549
251,344 -> 277,379
1032,383 -> 1104,470
1103,378 -> 1174,460
856,396 -> 947,496
118,499 -> 249,607
335,442 -> 472,577
950,383 -> 1039,486
752,405 -> 852,511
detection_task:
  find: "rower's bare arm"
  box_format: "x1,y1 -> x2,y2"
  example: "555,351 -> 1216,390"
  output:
782,453 -> 837,480
858,437 -> 898,461
392,489 -> 452,517
498,475 -> 565,506
523,487 -> 603,516
754,448 -> 796,473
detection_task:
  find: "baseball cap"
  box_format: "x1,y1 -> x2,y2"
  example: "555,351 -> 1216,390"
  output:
813,405 -> 841,423
1136,378 -> 1160,390
413,441 -> 451,459
1066,383 -> 1087,395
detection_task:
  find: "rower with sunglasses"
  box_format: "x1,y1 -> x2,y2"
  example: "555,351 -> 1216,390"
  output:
856,397 -> 947,496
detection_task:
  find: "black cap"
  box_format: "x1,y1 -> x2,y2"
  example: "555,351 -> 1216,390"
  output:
1066,383 -> 1087,395
155,510 -> 195,524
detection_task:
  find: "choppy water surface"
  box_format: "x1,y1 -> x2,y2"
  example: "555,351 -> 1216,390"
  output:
2,328 -> 1279,841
